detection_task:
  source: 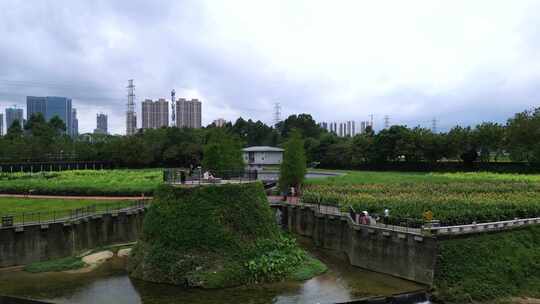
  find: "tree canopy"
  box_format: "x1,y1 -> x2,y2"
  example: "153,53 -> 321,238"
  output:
202,129 -> 244,173
1,107 -> 540,168
279,129 -> 307,193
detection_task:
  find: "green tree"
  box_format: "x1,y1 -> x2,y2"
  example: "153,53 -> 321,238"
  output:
446,126 -> 476,162
506,108 -> 540,162
49,116 -> 67,136
277,114 -> 322,139
351,133 -> 374,165
202,129 -> 244,173
473,122 -> 505,162
279,130 -> 307,194
5,120 -> 23,140
372,125 -> 414,162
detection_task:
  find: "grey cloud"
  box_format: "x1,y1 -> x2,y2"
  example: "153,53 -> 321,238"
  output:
0,1 -> 540,134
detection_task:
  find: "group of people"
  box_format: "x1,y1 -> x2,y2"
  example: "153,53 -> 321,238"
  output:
175,167 -> 215,184
350,208 -> 390,226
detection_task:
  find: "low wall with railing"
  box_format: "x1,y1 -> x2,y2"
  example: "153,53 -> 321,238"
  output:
0,203 -> 147,268
277,201 -> 540,287
280,203 -> 437,285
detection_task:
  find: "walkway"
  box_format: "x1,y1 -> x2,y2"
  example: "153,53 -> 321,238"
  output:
270,199 -> 423,235
0,202 -> 148,229
0,194 -> 152,200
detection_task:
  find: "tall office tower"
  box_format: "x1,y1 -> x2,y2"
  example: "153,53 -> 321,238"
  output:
71,108 -> 78,136
142,99 -> 169,129
338,122 -> 343,137
5,107 -> 24,129
26,96 -> 46,120
126,80 -> 137,135
46,97 -> 72,135
0,113 -> 3,136
352,121 -> 356,136
346,121 -> 352,137
176,98 -> 202,128
26,96 -> 73,135
213,118 -> 227,127
95,113 -> 108,134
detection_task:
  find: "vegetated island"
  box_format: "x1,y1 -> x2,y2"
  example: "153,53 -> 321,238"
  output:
128,182 -> 326,288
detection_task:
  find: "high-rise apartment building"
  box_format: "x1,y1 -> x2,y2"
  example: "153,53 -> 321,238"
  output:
320,120 -> 358,137
71,108 -> 79,136
26,96 -> 73,136
359,120 -> 373,134
0,113 -> 3,136
142,98 -> 169,129
213,118 -> 227,127
176,98 -> 201,128
95,113 -> 108,134
141,99 -> 153,130
5,107 -> 24,130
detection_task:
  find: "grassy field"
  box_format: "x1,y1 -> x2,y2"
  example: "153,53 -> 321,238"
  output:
0,169 -> 162,196
304,171 -> 540,226
0,198 -> 134,224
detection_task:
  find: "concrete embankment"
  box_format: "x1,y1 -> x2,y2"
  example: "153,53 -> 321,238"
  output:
0,210 -> 144,268
281,204 -> 437,285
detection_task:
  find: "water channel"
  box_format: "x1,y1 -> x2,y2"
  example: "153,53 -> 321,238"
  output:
0,239 -> 428,304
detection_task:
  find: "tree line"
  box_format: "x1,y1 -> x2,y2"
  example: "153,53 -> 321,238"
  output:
1,107 -> 539,168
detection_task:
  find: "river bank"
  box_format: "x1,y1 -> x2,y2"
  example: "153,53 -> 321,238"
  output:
0,237 -> 426,304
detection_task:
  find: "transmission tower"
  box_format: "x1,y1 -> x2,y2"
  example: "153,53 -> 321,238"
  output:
126,80 -> 137,135
171,89 -> 176,127
431,117 -> 438,133
384,115 -> 390,129
273,102 -> 281,127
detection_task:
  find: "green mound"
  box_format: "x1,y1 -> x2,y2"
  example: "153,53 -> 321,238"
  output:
434,226 -> 540,303
128,183 -> 326,288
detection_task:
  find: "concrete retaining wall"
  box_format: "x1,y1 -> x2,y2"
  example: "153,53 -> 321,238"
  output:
282,205 -> 437,285
0,210 -> 145,268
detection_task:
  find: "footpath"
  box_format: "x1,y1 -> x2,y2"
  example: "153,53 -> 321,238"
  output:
0,194 -> 152,200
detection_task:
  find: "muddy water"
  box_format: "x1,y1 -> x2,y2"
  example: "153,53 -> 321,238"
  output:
0,239 -> 427,304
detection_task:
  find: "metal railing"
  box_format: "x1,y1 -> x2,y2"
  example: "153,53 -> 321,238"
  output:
423,217 -> 540,236
163,168 -> 259,185
0,161 -> 113,173
0,200 -> 148,228
280,201 -> 424,235
293,201 -> 540,236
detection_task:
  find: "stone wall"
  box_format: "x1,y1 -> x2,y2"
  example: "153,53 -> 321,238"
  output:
0,210 -> 145,268
282,205 -> 437,285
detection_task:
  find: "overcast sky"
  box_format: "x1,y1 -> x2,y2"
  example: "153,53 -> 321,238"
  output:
1,0 -> 539,134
